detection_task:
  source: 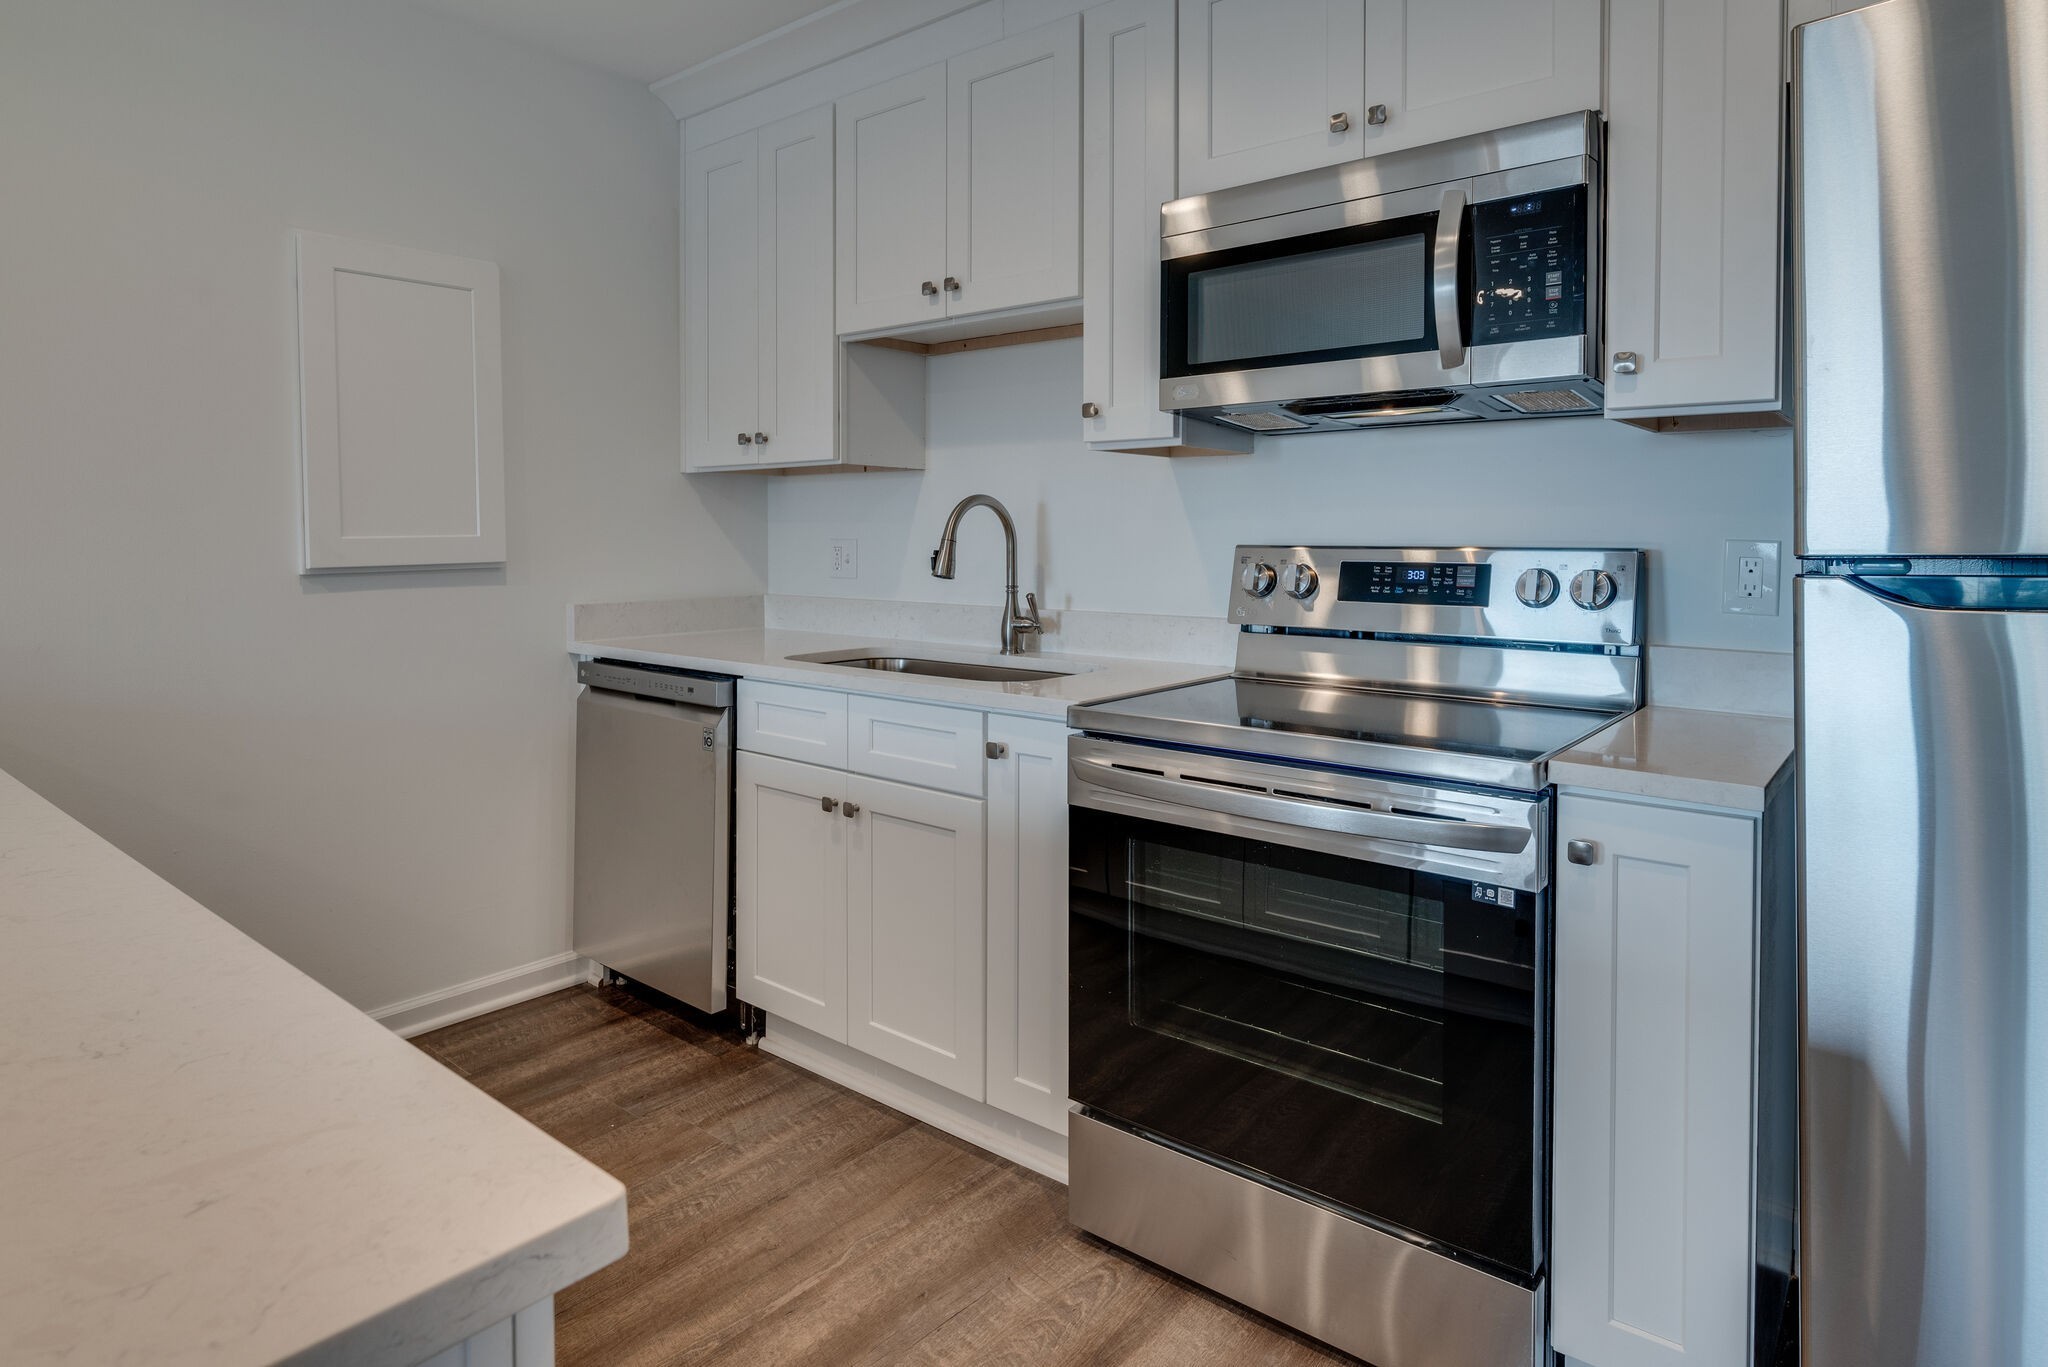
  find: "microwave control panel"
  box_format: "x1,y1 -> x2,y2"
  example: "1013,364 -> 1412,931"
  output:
1470,186 -> 1588,346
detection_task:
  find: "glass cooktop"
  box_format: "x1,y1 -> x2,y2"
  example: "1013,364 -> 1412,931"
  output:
1069,676 -> 1623,791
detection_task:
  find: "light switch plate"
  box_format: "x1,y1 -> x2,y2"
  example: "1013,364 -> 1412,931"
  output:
829,538 -> 857,580
1722,539 -> 1781,616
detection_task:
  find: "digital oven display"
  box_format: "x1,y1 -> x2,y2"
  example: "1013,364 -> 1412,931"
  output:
1337,561 -> 1490,606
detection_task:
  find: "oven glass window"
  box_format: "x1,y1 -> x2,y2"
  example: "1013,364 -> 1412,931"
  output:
1186,234 -> 1427,366
1071,809 -> 1542,1277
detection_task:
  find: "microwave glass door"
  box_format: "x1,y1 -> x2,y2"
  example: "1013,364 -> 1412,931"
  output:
1069,806 -> 1543,1278
1162,212 -> 1444,378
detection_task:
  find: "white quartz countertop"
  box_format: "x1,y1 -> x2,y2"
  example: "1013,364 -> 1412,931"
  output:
0,767 -> 627,1367
568,626 -> 1226,718
1550,706 -> 1795,812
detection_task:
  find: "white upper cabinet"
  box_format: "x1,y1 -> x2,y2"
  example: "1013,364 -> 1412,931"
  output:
682,130 -> 762,470
1177,0 -> 1367,196
1080,0 -> 1253,456
1359,0 -> 1601,157
1177,0 -> 1599,197
835,65 -> 949,337
1604,0 -> 1787,417
946,18 -> 1082,318
756,108 -> 838,466
836,17 -> 1080,336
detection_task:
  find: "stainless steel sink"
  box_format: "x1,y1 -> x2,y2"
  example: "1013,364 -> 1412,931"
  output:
791,651 -> 1071,683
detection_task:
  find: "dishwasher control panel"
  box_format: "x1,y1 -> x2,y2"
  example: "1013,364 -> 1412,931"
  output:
578,658 -> 736,708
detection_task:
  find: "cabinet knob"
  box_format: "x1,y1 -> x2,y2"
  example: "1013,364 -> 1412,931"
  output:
1566,839 -> 1600,866
985,741 -> 1008,759
943,276 -> 961,293
1612,351 -> 1641,375
1081,402 -> 1101,419
922,280 -> 939,296
1329,111 -> 1351,133
843,802 -> 861,818
737,432 -> 753,445
820,796 -> 838,813
1367,103 -> 1389,126
754,432 -> 769,445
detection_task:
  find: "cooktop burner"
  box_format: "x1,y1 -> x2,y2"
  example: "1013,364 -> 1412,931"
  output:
1072,676 -> 1620,790
1065,545 -> 1646,791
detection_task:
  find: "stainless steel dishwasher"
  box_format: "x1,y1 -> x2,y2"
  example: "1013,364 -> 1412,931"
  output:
573,658 -> 736,1014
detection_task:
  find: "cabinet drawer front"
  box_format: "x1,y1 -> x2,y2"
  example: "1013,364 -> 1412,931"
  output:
738,681 -> 849,767
846,694 -> 987,796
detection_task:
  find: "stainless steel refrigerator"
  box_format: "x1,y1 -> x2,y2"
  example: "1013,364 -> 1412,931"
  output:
1795,2 -> 2048,1363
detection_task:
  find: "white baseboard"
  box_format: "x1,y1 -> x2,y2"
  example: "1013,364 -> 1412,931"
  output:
761,1015 -> 1069,1184
369,951 -> 595,1039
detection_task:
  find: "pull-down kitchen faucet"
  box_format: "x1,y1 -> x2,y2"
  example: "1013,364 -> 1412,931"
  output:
929,494 -> 1043,655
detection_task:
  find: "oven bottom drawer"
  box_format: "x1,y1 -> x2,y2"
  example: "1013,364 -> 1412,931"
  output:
1069,1110 -> 1544,1367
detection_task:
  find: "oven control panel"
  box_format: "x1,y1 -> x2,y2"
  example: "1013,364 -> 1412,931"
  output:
1230,545 -> 1643,648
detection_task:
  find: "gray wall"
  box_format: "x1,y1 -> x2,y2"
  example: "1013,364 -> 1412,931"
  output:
769,339 -> 1794,655
0,0 -> 768,1010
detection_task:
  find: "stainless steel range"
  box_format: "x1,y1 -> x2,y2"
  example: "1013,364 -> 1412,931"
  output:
1065,544 -> 1644,1367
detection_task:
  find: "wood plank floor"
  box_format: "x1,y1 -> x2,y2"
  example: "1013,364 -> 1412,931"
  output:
414,984 -> 1356,1367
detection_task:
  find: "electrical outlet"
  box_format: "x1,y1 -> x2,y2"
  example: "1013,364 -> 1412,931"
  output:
1722,539 -> 1781,616
828,538 -> 857,580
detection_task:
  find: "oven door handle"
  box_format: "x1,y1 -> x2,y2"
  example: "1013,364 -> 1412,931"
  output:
1433,185 -> 1468,372
1070,756 -> 1530,855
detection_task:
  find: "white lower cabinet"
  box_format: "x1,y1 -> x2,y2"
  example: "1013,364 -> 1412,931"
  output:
1552,788 -> 1794,1367
845,772 -> 986,1096
983,716 -> 1071,1132
735,684 -> 1072,1139
735,751 -> 848,1040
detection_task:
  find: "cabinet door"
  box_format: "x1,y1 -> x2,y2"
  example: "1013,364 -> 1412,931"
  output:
682,130 -> 761,471
1359,0 -> 1601,156
735,752 -> 848,1041
1082,0 -> 1179,446
1552,793 -> 1758,1367
835,64 -> 949,336
845,773 -> 986,1097
944,16 -> 1082,317
1176,0 -> 1367,196
984,717 -> 1070,1133
757,106 -> 838,466
1604,0 -> 1785,417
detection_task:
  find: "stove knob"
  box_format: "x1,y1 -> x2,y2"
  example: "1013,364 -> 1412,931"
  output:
1284,563 -> 1320,600
1515,568 -> 1560,608
1240,561 -> 1278,598
1570,569 -> 1618,611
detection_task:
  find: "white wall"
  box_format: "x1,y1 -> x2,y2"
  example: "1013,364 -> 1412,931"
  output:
770,339 -> 1794,654
0,0 -> 767,1010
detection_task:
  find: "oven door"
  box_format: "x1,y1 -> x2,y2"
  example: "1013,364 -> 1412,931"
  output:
1159,180 -> 1472,415
1068,737 -> 1547,1279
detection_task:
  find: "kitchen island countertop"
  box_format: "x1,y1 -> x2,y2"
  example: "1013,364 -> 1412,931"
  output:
0,766 -> 627,1367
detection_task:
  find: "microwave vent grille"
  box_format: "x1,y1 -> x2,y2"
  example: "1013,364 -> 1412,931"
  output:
1493,389 -> 1597,415
1216,410 -> 1313,432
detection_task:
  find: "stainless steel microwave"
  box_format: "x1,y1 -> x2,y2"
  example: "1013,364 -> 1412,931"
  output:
1159,112 -> 1603,433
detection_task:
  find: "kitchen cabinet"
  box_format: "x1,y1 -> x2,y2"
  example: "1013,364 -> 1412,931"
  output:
1551,787 -> 1796,1367
734,750 -> 848,1040
1176,0 -> 1599,198
1603,0 -> 1787,418
1358,0 -> 1601,160
1176,0 -> 1367,196
684,108 -> 836,471
1080,0 -> 1253,456
846,772 -> 987,1096
735,683 -> 1074,1126
983,716 -> 1070,1133
684,105 -> 927,473
835,18 -> 1080,336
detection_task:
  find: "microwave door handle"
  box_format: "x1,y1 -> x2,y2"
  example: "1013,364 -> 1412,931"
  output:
1070,756 -> 1530,855
1433,186 -> 1468,372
